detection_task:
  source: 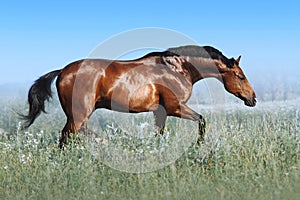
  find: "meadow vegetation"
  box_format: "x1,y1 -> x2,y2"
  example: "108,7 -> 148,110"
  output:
0,95 -> 299,199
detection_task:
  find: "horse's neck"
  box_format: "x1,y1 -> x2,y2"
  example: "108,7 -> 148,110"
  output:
185,56 -> 222,84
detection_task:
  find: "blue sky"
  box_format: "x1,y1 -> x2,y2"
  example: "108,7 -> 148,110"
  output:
0,0 -> 299,85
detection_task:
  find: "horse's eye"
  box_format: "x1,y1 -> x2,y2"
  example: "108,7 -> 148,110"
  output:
237,74 -> 245,80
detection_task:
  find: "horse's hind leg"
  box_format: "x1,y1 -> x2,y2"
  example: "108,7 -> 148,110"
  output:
153,105 -> 167,135
59,111 -> 94,149
59,119 -> 76,149
58,95 -> 95,149
78,117 -> 98,137
57,70 -> 97,149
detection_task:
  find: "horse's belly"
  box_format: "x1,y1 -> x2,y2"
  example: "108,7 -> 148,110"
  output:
128,84 -> 159,112
107,83 -> 159,113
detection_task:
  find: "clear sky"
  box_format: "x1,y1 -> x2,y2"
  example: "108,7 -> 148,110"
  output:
0,0 -> 299,85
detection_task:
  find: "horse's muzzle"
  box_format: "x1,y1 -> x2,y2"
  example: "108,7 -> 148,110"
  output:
244,97 -> 256,107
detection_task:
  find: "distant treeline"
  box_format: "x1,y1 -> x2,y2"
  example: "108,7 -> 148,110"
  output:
254,75 -> 300,101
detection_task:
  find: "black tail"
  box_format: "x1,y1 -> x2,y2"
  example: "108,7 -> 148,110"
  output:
19,69 -> 62,129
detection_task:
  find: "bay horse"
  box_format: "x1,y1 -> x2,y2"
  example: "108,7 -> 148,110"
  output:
20,45 -> 256,148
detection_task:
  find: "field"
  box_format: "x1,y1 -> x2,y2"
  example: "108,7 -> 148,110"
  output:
0,96 -> 299,200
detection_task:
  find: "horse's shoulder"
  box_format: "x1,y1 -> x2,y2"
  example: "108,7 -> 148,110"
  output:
162,56 -> 189,77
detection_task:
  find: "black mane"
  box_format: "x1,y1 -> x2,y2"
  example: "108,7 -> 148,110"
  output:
142,45 -> 235,68
140,51 -> 177,58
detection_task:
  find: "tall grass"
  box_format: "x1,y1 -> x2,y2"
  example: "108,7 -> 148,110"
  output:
0,98 -> 299,199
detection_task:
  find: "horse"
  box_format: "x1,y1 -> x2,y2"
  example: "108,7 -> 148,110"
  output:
20,45 -> 256,148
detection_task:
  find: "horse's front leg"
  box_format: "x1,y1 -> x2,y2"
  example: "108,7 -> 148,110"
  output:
173,104 -> 206,144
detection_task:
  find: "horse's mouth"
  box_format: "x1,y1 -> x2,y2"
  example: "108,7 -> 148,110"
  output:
238,94 -> 256,107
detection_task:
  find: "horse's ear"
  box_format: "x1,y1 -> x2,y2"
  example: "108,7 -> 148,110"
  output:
236,56 -> 241,64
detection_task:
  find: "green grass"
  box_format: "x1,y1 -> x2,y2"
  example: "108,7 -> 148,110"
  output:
0,98 -> 299,200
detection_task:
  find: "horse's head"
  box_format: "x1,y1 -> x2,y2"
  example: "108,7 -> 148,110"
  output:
216,56 -> 256,107
163,45 -> 256,106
